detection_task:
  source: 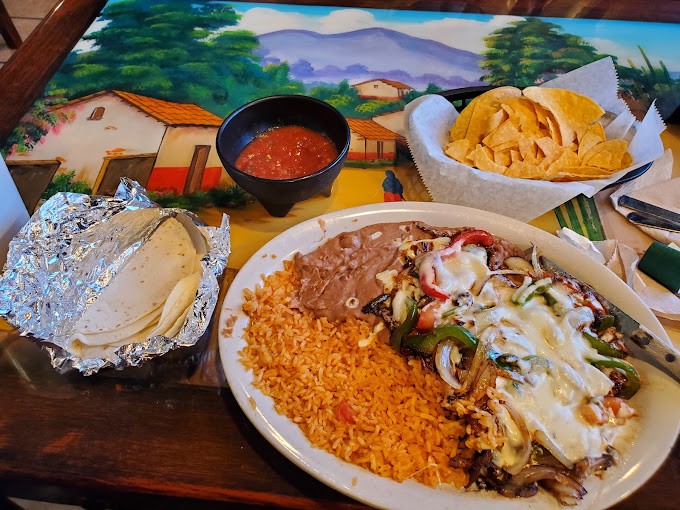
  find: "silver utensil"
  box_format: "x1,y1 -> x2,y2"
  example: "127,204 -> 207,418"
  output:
540,256 -> 680,384
627,211 -> 680,233
619,195 -> 680,224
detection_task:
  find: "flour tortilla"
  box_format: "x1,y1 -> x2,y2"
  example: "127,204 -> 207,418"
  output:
71,216 -> 199,347
70,319 -> 159,353
148,270 -> 203,339
70,304 -> 163,347
72,269 -> 201,350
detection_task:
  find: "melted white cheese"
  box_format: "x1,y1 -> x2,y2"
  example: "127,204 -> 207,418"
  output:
376,269 -> 397,292
481,290 -> 616,466
433,249 -> 489,297
421,247 -> 634,470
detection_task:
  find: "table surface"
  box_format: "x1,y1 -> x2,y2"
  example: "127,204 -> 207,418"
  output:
0,1 -> 679,509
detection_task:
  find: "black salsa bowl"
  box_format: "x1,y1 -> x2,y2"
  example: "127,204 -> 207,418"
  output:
216,95 -> 350,217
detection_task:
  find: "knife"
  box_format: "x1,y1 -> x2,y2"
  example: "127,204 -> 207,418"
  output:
627,211 -> 680,233
619,195 -> 680,225
540,256 -> 680,384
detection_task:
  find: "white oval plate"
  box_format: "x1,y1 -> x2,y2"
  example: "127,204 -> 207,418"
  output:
219,202 -> 680,510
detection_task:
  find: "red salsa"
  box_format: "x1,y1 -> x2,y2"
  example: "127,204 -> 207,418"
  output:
235,125 -> 338,179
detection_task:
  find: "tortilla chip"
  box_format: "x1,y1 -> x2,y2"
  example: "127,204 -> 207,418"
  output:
621,151 -> 634,168
538,151 -> 564,172
473,144 -> 507,174
494,140 -> 520,152
517,138 -> 537,160
535,136 -> 563,159
578,132 -> 604,157
505,161 -> 540,179
523,87 -> 605,146
503,97 -> 540,133
487,109 -> 508,133
482,119 -> 520,148
551,166 -> 613,181
450,100 -> 477,141
533,103 -> 551,127
493,149 -> 512,167
501,104 -> 519,127
546,116 -> 562,146
589,121 -> 606,140
452,86 -> 521,144
544,150 -> 582,179
523,152 -> 540,166
466,104 -> 501,145
443,85 -> 629,183
444,138 -> 471,163
582,139 -> 629,170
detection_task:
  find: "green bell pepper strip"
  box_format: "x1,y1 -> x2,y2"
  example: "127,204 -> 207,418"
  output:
489,351 -> 521,371
589,357 -> 641,399
596,314 -> 615,332
390,300 -> 419,351
403,325 -> 478,355
543,290 -> 557,306
512,279 -> 551,306
583,332 -> 626,358
488,353 -> 551,379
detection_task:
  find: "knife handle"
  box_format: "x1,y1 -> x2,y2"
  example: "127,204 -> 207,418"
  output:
630,325 -> 680,384
627,212 -> 680,233
620,195 -> 680,225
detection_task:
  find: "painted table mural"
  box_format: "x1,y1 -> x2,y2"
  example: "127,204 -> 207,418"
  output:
4,0 -> 680,266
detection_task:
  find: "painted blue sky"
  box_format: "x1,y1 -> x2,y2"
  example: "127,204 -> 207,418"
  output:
226,2 -> 680,70
90,1 -> 680,70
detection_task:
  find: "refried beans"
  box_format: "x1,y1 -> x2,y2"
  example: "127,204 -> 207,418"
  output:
294,222 -> 432,323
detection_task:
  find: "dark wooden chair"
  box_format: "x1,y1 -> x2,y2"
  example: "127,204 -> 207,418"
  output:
0,1 -> 21,49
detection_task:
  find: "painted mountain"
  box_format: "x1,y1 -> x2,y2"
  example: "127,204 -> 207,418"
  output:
256,27 -> 486,90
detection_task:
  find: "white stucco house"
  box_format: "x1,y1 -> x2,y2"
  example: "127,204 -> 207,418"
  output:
346,118 -> 403,162
7,90 -> 229,195
371,109 -> 406,137
352,79 -> 413,101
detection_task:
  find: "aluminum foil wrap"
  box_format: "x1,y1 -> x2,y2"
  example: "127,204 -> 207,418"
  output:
0,179 -> 231,375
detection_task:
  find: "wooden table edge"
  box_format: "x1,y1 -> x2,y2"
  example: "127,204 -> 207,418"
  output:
0,0 -> 108,143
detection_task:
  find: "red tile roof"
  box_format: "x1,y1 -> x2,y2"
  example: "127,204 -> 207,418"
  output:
353,78 -> 413,90
347,118 -> 403,141
57,90 -> 223,127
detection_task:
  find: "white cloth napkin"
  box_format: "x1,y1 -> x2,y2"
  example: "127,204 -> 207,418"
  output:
558,228 -> 680,321
610,149 -> 680,245
0,157 -> 29,268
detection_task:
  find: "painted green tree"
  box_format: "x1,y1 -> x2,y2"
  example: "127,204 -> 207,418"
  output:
50,0 -> 302,116
620,46 -> 680,119
481,18 -> 610,87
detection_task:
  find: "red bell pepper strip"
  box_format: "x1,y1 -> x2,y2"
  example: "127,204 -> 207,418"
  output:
451,229 -> 494,248
416,300 -> 442,331
419,253 -> 451,301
